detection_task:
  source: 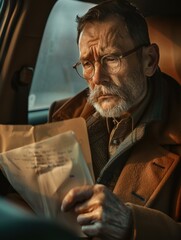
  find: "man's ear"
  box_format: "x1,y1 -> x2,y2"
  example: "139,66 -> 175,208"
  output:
142,43 -> 159,77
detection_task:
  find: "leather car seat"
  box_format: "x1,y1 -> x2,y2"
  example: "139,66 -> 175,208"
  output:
147,16 -> 181,84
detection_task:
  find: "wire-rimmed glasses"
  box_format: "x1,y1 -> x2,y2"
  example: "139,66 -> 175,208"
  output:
73,45 -> 145,79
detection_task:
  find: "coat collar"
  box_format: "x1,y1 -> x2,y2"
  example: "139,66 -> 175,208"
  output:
51,88 -> 95,121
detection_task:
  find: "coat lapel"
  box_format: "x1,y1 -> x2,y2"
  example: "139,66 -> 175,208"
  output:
113,132 -> 180,207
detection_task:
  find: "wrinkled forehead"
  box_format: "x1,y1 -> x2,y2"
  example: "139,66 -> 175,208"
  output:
78,16 -> 134,52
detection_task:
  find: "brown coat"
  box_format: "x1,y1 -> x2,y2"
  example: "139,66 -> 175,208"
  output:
50,72 -> 181,240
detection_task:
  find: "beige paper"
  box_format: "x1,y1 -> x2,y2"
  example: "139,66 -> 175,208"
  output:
0,118 -> 94,236
0,117 -> 94,178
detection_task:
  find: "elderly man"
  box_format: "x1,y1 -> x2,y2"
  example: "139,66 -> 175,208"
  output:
50,0 -> 181,239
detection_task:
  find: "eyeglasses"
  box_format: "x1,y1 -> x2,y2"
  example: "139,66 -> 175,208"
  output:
73,45 -> 145,79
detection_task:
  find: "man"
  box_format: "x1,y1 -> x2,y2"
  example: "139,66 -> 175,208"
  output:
50,0 -> 181,239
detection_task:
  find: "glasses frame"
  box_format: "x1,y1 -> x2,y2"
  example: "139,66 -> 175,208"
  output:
73,44 -> 146,79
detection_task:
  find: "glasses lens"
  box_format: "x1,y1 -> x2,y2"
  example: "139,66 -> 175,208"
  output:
102,55 -> 120,74
76,61 -> 94,79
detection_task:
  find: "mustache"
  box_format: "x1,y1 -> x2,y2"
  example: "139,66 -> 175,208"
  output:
88,82 -> 130,104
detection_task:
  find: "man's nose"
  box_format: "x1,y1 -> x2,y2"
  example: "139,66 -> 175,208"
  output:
91,62 -> 105,85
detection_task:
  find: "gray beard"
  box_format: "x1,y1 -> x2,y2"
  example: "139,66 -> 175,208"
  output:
87,73 -> 146,118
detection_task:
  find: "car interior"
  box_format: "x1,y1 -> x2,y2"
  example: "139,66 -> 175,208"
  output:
0,1 -> 181,237
0,0 -> 181,127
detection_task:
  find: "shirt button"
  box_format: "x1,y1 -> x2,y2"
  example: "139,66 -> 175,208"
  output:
112,139 -> 120,145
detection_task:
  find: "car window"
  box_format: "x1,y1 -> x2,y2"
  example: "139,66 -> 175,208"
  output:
0,0 -> 2,10
28,0 -> 95,113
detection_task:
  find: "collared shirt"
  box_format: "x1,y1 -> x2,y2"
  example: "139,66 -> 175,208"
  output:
107,82 -> 152,157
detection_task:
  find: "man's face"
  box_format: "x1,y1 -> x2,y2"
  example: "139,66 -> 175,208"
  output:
79,17 -> 147,118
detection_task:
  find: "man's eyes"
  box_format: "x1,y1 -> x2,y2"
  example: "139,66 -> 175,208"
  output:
104,56 -> 118,62
82,61 -> 92,68
81,55 -> 118,68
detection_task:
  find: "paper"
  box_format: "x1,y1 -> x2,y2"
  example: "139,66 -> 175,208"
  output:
0,118 -> 94,236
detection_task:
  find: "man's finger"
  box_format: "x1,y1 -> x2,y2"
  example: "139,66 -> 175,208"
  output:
61,185 -> 93,212
77,211 -> 101,225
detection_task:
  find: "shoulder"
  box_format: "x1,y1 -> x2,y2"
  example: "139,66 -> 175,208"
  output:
48,88 -> 94,122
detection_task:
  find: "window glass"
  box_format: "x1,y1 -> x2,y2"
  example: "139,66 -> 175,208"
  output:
0,0 -> 3,11
0,0 -> 5,29
28,0 -> 95,111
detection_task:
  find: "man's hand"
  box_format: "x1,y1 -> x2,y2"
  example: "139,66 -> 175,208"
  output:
61,184 -> 133,240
